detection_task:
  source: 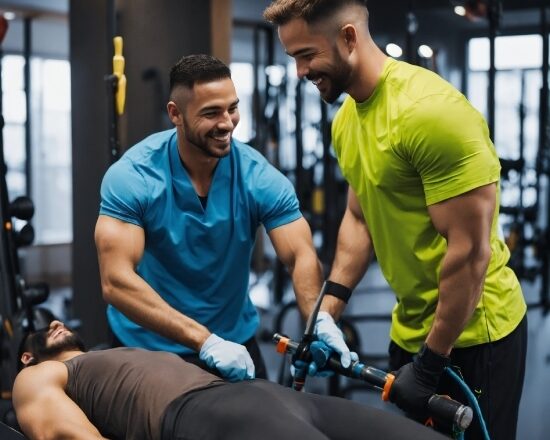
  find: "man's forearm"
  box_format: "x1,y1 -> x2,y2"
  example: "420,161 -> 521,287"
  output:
289,250 -> 324,320
102,271 -> 211,351
425,244 -> 491,355
323,209 -> 373,319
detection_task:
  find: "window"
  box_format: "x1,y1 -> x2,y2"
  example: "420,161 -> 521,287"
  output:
2,55 -> 72,244
2,55 -> 26,199
467,35 -> 543,208
467,34 -> 545,272
230,62 -> 253,143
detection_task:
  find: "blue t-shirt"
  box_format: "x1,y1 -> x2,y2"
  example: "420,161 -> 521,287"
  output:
100,129 -> 301,354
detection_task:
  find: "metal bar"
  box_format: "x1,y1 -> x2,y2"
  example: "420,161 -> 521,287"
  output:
23,17 -> 32,197
540,3 -> 549,312
487,0 -> 499,140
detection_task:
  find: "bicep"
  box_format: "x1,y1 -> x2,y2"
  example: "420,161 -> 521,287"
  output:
427,183 -> 496,244
13,368 -> 104,440
347,187 -> 365,221
268,217 -> 315,265
95,215 -> 145,272
18,388 -> 104,439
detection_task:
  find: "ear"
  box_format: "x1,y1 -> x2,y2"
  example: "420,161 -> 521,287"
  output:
340,24 -> 357,53
167,101 -> 183,126
21,352 -> 35,367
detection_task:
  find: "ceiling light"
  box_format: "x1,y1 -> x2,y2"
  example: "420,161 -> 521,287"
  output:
418,45 -> 434,58
454,6 -> 466,16
385,43 -> 403,58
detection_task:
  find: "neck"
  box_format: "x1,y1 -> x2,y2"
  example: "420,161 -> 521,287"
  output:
347,38 -> 388,103
51,350 -> 85,363
177,131 -> 219,196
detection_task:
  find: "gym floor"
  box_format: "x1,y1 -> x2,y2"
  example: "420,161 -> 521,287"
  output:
45,263 -> 550,439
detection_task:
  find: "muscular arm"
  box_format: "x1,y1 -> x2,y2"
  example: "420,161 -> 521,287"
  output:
268,217 -> 323,319
425,183 -> 496,355
13,363 -> 107,440
95,215 -> 210,351
325,188 -> 374,320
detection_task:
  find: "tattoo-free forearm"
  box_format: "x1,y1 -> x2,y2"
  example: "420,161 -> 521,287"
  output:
101,269 -> 211,351
288,248 -> 324,320
324,208 -> 373,319
425,242 -> 491,355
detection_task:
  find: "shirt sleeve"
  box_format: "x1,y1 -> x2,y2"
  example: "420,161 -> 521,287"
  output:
253,162 -> 302,232
99,158 -> 149,227
398,94 -> 501,205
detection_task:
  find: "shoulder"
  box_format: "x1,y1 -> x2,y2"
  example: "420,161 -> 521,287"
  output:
231,139 -> 288,181
108,129 -> 176,175
402,92 -> 483,135
13,362 -> 68,402
124,129 -> 176,161
231,139 -> 270,168
102,129 -> 176,190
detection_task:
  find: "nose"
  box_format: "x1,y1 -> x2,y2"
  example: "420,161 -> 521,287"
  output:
49,320 -> 64,332
217,111 -> 235,131
296,59 -> 309,80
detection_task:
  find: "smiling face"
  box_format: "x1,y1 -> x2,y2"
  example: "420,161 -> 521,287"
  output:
168,78 -> 240,159
278,18 -> 353,103
20,320 -> 86,367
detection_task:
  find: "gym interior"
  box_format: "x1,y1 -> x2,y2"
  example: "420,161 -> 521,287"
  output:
0,0 -> 549,439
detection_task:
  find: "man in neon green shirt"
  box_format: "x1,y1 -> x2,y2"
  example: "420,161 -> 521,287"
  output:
265,1 -> 526,439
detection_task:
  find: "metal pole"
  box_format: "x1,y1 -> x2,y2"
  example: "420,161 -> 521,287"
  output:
487,0 -> 500,140
23,17 -> 32,197
539,3 -> 549,312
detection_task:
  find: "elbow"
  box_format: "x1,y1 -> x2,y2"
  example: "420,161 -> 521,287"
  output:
468,243 -> 492,305
100,274 -> 120,305
283,256 -> 297,276
473,242 -> 492,274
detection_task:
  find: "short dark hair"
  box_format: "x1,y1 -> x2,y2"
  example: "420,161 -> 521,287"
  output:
263,0 -> 368,26
169,54 -> 231,94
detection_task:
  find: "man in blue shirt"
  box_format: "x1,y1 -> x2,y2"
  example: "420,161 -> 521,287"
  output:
95,54 -> 352,382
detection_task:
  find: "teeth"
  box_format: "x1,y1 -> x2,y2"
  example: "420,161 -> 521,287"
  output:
212,133 -> 230,141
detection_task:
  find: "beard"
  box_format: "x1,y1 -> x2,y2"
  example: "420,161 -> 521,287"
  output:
309,49 -> 353,104
182,119 -> 232,159
31,330 -> 86,363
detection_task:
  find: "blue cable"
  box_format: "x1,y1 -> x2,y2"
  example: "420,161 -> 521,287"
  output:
445,367 -> 491,440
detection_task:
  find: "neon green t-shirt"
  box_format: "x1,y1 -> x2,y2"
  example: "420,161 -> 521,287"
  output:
332,58 -> 526,353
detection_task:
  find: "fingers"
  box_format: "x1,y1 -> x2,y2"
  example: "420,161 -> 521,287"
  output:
223,346 -> 255,382
244,353 -> 255,380
198,334 -> 255,382
314,311 -> 353,368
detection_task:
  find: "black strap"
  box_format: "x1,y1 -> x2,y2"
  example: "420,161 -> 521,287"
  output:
325,280 -> 352,303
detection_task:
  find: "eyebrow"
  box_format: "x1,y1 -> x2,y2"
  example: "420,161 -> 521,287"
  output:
199,98 -> 240,113
286,47 -> 314,57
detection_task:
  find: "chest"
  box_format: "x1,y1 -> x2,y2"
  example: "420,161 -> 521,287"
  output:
338,112 -> 422,199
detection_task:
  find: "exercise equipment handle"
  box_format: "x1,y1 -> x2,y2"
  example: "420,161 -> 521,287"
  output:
273,333 -> 472,432
290,281 -> 329,391
112,36 -> 126,115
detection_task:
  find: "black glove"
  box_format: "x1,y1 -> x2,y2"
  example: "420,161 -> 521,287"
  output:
389,344 -> 450,421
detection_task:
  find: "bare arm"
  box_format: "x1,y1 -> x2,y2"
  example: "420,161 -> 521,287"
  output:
325,188 -> 374,320
95,215 -> 210,351
13,363 -> 108,440
425,183 -> 496,355
268,217 -> 323,319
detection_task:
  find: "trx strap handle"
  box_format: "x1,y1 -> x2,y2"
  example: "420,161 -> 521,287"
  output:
273,333 -> 473,433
